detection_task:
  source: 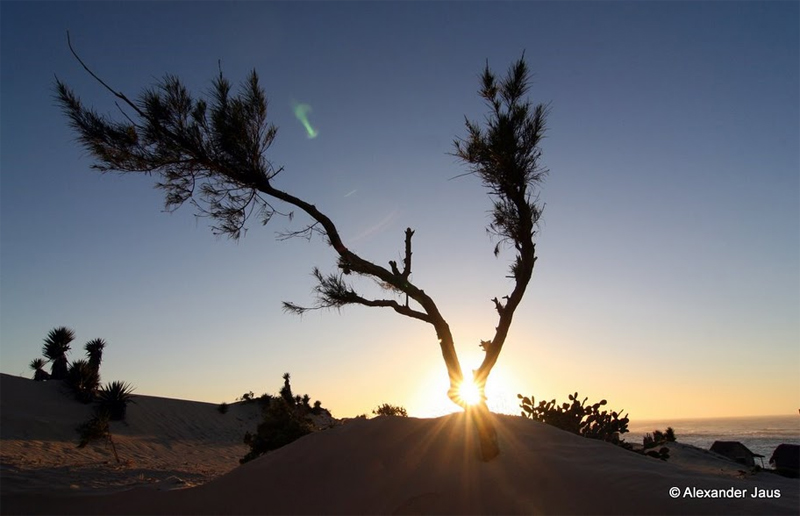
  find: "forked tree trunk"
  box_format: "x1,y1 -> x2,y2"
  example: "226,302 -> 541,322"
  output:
469,402 -> 500,461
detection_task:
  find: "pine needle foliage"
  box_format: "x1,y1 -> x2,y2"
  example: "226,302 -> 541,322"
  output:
55,66 -> 282,239
56,42 -> 552,461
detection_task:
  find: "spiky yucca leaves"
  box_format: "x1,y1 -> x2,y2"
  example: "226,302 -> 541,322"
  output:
84,338 -> 106,373
30,358 -> 50,381
97,381 -> 135,421
42,327 -> 75,380
66,359 -> 100,403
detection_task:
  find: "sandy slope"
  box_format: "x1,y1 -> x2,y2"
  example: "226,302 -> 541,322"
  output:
1,373 -> 798,515
0,373 -> 260,495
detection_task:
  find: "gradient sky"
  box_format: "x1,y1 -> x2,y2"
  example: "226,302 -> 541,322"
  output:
2,1 -> 798,421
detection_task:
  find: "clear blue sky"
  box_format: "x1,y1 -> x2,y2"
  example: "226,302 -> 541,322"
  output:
2,1 -> 798,420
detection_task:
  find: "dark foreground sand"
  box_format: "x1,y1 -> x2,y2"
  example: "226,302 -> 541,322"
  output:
1,373 -> 797,515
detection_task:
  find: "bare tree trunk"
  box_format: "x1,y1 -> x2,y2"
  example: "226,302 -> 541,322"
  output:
468,402 -> 500,461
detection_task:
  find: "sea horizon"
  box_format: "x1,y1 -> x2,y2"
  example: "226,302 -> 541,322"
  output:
627,414 -> 800,464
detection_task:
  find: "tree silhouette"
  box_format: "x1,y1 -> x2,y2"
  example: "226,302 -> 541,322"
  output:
55,37 -> 549,460
42,326 -> 75,380
29,358 -> 50,381
84,338 -> 106,374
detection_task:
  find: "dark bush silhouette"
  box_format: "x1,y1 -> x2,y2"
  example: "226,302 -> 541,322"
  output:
84,338 -> 106,375
76,411 -> 120,463
239,374 -> 330,463
280,373 -> 294,404
66,359 -> 100,403
42,327 -> 75,380
372,403 -> 408,417
97,381 -> 135,421
29,358 -> 50,381
518,391 -> 629,444
643,427 -> 677,448
218,402 -> 229,414
241,397 -> 311,464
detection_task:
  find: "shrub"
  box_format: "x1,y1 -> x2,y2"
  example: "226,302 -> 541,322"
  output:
240,397 -> 311,464
66,359 -> 100,403
97,381 -> 135,421
645,446 -> 670,461
29,358 -> 50,381
518,392 -> 629,444
239,373 -> 329,463
76,411 -> 120,463
643,427 -> 676,461
280,373 -> 293,404
218,402 -> 229,414
42,327 -> 75,381
372,403 -> 408,417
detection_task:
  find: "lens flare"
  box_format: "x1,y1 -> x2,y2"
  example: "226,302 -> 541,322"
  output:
292,102 -> 318,139
458,380 -> 482,406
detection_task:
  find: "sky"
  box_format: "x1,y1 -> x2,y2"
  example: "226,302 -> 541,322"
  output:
1,1 -> 798,421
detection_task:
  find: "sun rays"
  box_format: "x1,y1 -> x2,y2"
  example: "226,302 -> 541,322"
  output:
457,380 -> 483,406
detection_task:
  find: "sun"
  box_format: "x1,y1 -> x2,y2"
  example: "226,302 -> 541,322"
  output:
457,380 -> 483,406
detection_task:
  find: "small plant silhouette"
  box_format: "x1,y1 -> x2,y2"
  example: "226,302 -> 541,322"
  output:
372,403 -> 408,417
239,373 -> 329,463
518,391 -> 629,443
42,327 -> 75,380
29,358 -> 50,381
76,411 -> 120,463
97,381 -> 135,421
66,359 -> 100,403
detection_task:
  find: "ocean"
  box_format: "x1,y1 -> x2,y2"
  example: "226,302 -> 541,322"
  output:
627,415 -> 800,466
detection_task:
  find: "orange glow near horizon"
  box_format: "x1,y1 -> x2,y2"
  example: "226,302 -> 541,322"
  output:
411,364 -> 524,417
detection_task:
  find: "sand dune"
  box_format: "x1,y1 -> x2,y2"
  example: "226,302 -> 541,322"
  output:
1,373 -> 797,515
0,373 -> 259,495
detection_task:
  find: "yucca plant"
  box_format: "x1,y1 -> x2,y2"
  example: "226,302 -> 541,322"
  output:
97,381 -> 135,421
84,338 -> 106,373
29,358 -> 50,381
66,359 -> 100,403
42,326 -> 75,380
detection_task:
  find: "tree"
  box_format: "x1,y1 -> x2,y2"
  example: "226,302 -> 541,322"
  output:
84,338 -> 106,374
29,358 -> 50,381
42,326 -> 75,380
280,372 -> 294,405
55,37 -> 549,460
66,359 -> 100,403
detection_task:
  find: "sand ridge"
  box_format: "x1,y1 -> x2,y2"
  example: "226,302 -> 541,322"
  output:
1,373 -> 798,515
